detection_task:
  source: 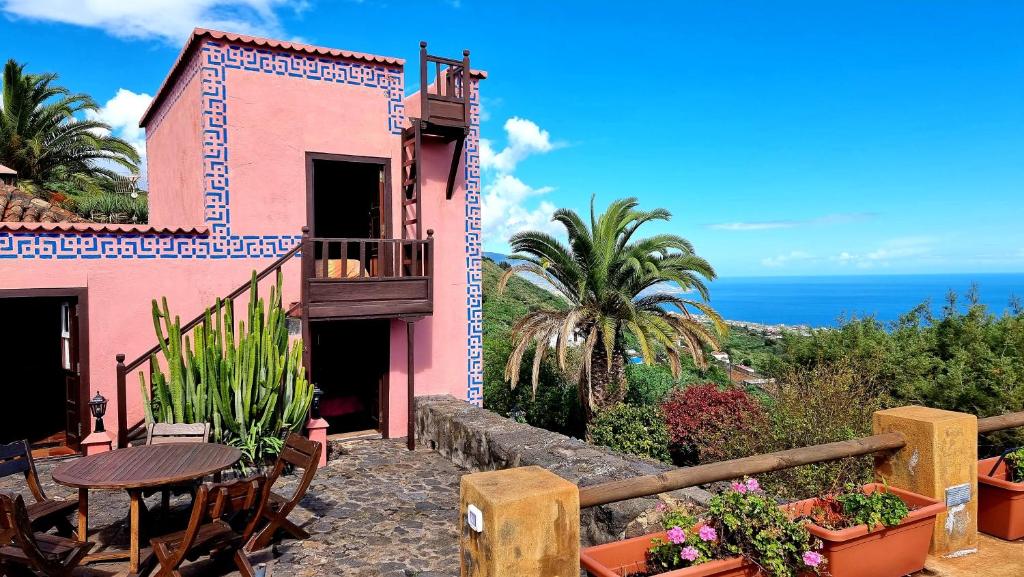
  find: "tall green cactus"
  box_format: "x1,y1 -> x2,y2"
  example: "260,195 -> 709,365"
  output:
140,270 -> 313,462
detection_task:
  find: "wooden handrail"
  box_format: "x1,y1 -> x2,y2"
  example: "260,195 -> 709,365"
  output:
978,411 -> 1024,434
116,235 -> 303,447
309,236 -> 432,280
577,432 -> 907,509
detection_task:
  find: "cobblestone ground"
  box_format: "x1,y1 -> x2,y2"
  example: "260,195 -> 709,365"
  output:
0,439 -> 464,577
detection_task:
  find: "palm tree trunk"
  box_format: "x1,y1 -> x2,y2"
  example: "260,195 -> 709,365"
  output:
586,344 -> 627,415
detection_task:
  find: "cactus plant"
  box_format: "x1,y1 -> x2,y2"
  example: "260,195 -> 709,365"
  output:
141,269 -> 313,464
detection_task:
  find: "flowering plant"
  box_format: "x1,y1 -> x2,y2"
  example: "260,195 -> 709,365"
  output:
643,478 -> 824,577
708,477 -> 826,577
646,509 -> 723,573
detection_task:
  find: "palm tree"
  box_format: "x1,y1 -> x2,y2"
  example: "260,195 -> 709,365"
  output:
0,59 -> 139,194
499,197 -> 726,423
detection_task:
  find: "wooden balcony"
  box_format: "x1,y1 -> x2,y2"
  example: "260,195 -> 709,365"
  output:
419,42 -> 471,135
301,233 -> 433,320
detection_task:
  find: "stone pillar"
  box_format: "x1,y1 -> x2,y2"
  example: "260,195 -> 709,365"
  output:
305,418 -> 329,467
873,406 -> 978,557
80,431 -> 112,456
460,466 -> 580,577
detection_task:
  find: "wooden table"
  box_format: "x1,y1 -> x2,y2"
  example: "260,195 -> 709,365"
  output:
52,443 -> 241,576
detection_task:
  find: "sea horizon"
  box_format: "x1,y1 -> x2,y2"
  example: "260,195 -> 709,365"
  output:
706,272 -> 1023,328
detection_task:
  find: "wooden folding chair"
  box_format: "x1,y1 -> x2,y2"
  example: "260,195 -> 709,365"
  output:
149,476 -> 269,577
0,441 -> 76,537
245,434 -> 322,552
145,423 -> 211,513
0,493 -> 92,577
146,423 -> 210,445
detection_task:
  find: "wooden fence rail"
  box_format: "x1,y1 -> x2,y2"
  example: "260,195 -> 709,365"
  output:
978,411 -> 1024,434
578,409 -> 1024,509
578,432 -> 907,509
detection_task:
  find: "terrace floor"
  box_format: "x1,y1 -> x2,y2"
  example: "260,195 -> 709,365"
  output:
2,440 -> 1019,576
0,439 -> 465,577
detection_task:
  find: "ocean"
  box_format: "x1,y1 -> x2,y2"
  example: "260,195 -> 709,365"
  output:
706,274 -> 1024,328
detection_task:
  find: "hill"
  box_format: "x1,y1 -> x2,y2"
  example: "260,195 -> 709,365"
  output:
482,256 -> 565,334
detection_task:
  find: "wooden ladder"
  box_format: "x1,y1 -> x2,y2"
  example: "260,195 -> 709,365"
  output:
401,122 -> 422,241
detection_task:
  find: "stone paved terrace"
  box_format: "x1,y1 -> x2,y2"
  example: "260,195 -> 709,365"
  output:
1,436 -> 1021,576
0,439 -> 465,577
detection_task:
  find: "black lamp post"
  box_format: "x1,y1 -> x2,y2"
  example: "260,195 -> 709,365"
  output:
89,392 -> 108,433
311,385 -> 324,420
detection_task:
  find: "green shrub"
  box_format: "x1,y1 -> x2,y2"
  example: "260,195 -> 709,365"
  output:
752,361 -> 887,499
65,191 -> 149,223
590,403 -> 671,463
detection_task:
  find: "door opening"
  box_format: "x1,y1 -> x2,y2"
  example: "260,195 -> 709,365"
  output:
309,319 -> 390,436
307,154 -> 391,277
0,293 -> 86,458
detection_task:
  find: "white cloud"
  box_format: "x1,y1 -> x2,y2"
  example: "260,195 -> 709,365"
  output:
480,117 -> 556,173
831,237 -> 935,269
480,117 -> 562,249
86,88 -> 153,181
0,0 -> 300,44
761,251 -> 813,267
709,212 -> 876,232
714,221 -> 794,231
481,174 -> 559,244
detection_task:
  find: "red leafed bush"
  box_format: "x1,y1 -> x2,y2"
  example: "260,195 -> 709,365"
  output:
661,384 -> 766,465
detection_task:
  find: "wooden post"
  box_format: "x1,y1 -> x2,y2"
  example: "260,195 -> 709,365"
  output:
300,227 -> 313,379
406,319 -> 416,451
462,49 -> 471,122
115,354 -> 126,448
419,41 -> 428,121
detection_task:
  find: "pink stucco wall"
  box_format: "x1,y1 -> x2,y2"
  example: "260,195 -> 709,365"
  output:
0,35 -> 481,444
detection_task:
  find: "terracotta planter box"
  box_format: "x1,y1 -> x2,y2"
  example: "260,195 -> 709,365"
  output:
978,456 -> 1024,540
581,531 -> 758,577
783,483 -> 945,577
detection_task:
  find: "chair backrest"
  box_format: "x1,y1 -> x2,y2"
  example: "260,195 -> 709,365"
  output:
266,434 -> 322,507
177,476 -> 269,552
146,422 -> 210,445
0,440 -> 46,503
0,492 -> 62,574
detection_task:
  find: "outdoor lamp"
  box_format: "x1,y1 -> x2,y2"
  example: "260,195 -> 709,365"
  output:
311,385 -> 324,420
89,392 -> 108,433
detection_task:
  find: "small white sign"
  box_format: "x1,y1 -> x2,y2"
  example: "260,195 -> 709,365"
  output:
467,504 -> 484,533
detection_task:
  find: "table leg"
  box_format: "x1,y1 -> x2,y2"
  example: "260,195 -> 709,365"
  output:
129,489 -> 141,574
77,488 -> 88,542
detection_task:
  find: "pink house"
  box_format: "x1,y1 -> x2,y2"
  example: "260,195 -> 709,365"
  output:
0,29 -> 484,453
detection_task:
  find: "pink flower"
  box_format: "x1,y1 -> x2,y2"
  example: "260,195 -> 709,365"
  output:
698,525 -> 718,542
803,551 -> 824,568
730,481 -> 748,494
655,502 -> 668,513
745,478 -> 761,492
680,546 -> 699,562
666,526 -> 686,545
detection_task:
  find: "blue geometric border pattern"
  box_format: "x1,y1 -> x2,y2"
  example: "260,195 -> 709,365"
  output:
0,40 -> 404,261
465,80 -> 483,406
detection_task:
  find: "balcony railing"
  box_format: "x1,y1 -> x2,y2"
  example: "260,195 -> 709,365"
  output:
300,230 -> 434,320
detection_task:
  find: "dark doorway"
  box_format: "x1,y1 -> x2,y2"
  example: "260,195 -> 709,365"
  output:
309,319 -> 390,435
308,156 -> 389,240
0,293 -> 86,457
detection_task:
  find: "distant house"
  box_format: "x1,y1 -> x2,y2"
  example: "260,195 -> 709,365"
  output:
0,29 -> 486,454
0,164 -> 16,186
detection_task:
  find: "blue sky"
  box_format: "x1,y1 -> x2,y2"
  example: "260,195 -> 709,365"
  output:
2,1 -> 1021,277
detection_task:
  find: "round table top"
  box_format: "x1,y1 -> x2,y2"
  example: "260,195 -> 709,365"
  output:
53,443 -> 242,490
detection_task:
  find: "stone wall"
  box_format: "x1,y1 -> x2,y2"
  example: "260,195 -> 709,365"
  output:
415,395 -> 711,545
